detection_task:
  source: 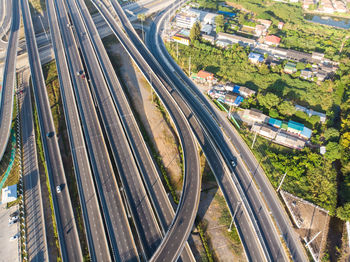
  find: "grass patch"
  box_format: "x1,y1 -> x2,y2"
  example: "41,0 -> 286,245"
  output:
42,60 -> 89,257
29,0 -> 46,13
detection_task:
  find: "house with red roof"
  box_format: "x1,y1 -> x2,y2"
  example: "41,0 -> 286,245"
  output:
264,35 -> 281,46
197,70 -> 214,81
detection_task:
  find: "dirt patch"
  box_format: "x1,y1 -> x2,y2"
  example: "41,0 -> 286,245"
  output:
281,190 -> 329,261
104,37 -> 183,194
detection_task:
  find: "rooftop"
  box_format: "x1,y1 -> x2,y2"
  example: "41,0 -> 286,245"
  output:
265,35 -> 281,45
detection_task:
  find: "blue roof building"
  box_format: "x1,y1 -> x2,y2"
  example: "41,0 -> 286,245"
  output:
218,10 -> 236,17
268,118 -> 282,128
287,120 -> 304,134
300,127 -> 312,140
233,85 -> 240,94
248,52 -> 264,64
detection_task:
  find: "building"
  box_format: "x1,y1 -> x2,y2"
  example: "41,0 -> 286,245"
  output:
287,120 -> 304,135
201,24 -> 213,35
257,19 -> 272,29
1,184 -> 17,204
202,34 -> 215,44
218,10 -> 236,17
333,1 -> 347,12
248,52 -> 265,64
224,93 -> 244,106
203,12 -> 218,24
251,123 -> 278,140
300,126 -> 312,140
284,62 -> 297,74
312,52 -> 325,62
208,89 -> 226,99
264,35 -> 281,46
216,32 -> 256,48
275,132 -> 306,149
172,35 -> 190,46
197,70 -> 215,81
300,69 -> 313,80
241,109 -> 269,124
255,24 -> 266,37
278,22 -> 284,30
316,71 -> 327,81
238,86 -> 256,97
295,105 -> 327,123
175,11 -> 200,29
269,118 -> 282,128
216,39 -> 232,48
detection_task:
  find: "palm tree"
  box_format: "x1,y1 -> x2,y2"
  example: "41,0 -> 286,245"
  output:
137,13 -> 146,42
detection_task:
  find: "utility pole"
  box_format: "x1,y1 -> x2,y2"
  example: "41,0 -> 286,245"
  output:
277,172 -> 287,192
176,41 -> 179,60
228,104 -> 233,118
305,231 -> 321,247
251,125 -> 258,149
228,201 -> 241,232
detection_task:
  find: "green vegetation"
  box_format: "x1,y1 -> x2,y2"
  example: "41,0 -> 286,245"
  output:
165,11 -> 350,214
29,0 -> 46,13
190,21 -> 202,42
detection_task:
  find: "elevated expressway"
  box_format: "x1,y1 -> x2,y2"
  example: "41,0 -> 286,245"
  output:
21,0 -> 83,260
53,0 -> 140,260
150,2 -> 309,262
0,0 -> 19,162
89,0 -> 264,261
75,0 -> 198,260
46,0 -> 111,260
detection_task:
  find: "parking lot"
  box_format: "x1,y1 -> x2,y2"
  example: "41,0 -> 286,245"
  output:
0,204 -> 19,262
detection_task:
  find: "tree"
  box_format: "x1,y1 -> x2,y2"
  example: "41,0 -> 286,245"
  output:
324,128 -> 340,141
257,93 -> 280,109
340,132 -> 350,148
137,13 -> 146,42
336,203 -> 350,221
277,101 -> 296,116
215,15 -> 225,33
190,21 -> 201,42
325,142 -> 342,162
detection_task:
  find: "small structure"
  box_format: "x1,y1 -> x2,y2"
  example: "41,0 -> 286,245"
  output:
257,19 -> 272,29
251,122 -> 278,140
1,184 -> 17,204
248,52 -> 264,64
320,146 -> 326,155
238,86 -> 256,97
312,52 -> 325,62
269,117 -> 282,128
216,39 -> 232,48
201,24 -> 213,35
216,32 -> 256,48
264,35 -> 281,46
208,89 -> 226,99
217,10 -> 236,17
224,93 -> 244,106
316,71 -> 327,82
275,132 -> 306,149
202,34 -> 215,44
287,120 -> 304,135
255,24 -> 266,37
172,34 -> 190,46
300,126 -> 312,140
278,22 -> 284,30
300,69 -> 313,80
241,109 -> 268,124
197,70 -> 214,81
203,13 -> 218,25
284,62 -> 297,74
295,105 -> 327,123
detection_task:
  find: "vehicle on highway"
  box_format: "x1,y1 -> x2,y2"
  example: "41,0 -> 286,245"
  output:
231,158 -> 237,168
56,185 -> 61,193
46,131 -> 55,138
76,70 -> 85,79
10,233 -> 19,241
9,216 -> 18,223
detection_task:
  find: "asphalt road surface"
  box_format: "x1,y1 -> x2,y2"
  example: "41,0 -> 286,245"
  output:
54,0 -> 139,260
21,0 -> 83,260
0,0 -> 19,162
20,68 -> 49,262
46,0 -> 111,260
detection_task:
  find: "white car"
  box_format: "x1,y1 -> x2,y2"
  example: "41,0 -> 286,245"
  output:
10,234 -> 19,241
56,186 -> 61,193
8,216 -> 18,223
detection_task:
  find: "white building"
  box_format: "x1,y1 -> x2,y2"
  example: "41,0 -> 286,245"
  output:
201,24 -> 213,35
175,11 -> 200,29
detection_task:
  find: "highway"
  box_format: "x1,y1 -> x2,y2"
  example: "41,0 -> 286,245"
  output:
150,3 -> 308,261
64,0 -> 170,258
46,0 -> 111,260
99,0 -> 281,261
54,0 -> 140,260
0,0 -> 11,50
20,68 -> 49,262
74,0 -> 197,261
0,0 -> 19,162
91,1 -> 233,261
21,0 -> 83,260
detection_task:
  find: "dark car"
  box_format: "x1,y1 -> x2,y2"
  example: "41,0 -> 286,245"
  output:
46,132 -> 55,138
